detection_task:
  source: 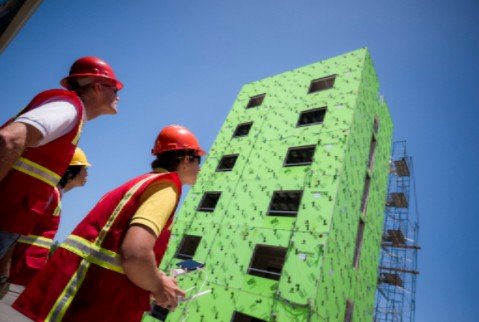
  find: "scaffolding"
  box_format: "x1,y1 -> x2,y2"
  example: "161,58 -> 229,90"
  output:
374,141 -> 420,322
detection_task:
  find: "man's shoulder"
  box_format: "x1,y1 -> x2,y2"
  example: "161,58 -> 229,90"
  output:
32,89 -> 81,104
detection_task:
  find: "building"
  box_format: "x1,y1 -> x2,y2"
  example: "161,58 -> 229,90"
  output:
145,48 -> 393,322
0,0 -> 42,53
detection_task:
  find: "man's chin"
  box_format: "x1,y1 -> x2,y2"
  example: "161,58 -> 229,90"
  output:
107,106 -> 118,115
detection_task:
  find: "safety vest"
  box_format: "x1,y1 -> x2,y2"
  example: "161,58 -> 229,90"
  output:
0,89 -> 84,235
13,171 -> 182,322
9,187 -> 61,286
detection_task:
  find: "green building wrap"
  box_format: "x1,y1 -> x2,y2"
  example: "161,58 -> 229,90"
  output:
143,48 -> 393,322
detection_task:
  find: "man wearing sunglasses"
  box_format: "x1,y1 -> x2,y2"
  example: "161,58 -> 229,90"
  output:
0,57 -> 123,264
13,125 -> 205,322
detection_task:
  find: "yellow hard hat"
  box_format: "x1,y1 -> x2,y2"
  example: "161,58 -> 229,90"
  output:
70,147 -> 91,166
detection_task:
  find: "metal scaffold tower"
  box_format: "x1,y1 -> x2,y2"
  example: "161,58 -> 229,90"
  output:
374,141 -> 420,322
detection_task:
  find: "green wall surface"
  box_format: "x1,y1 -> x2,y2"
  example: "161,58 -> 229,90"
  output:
144,48 -> 393,322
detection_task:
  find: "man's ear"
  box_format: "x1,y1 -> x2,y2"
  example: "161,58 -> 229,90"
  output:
93,83 -> 103,94
178,157 -> 188,167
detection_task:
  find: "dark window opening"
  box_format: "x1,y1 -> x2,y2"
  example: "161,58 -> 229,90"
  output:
197,192 -> 221,212
231,312 -> 267,322
367,136 -> 377,170
353,219 -> 365,268
216,154 -> 239,172
360,174 -> 371,213
246,94 -> 265,109
174,235 -> 201,260
233,122 -> 253,138
267,190 -> 303,217
344,300 -> 354,322
373,117 -> 380,134
247,244 -> 287,281
297,107 -> 327,127
308,75 -> 336,94
284,145 -> 316,166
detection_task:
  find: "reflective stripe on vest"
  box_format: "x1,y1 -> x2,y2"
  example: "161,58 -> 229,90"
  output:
71,118 -> 83,145
47,174 -> 161,322
46,260 -> 91,322
60,235 -> 124,274
17,235 -> 54,249
12,157 -> 61,187
52,203 -> 61,217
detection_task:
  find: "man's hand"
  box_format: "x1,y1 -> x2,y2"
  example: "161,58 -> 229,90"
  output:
152,274 -> 186,310
121,225 -> 186,310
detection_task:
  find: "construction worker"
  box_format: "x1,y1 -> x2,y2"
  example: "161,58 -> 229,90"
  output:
12,125 -> 204,322
0,148 -> 91,319
0,57 -> 122,259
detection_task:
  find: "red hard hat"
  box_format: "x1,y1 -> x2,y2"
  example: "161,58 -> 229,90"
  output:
152,125 -> 206,156
60,56 -> 123,90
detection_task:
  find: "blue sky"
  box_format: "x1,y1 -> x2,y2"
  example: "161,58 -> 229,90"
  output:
1,1 -> 478,321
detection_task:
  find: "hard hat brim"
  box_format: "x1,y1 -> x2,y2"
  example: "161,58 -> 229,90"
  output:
60,74 -> 123,90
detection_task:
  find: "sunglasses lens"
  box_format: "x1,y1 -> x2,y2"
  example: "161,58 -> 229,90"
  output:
103,84 -> 118,94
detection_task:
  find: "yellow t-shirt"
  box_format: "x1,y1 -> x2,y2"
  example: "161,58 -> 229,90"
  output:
130,169 -> 179,237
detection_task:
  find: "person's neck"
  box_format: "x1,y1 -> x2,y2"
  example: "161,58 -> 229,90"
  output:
78,94 -> 98,121
83,104 -> 100,120
62,185 -> 74,193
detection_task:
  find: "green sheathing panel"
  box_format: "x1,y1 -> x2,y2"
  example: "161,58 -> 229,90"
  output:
145,48 -> 392,322
310,53 -> 393,322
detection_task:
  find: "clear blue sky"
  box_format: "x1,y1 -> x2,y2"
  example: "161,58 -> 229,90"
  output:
1,1 -> 478,321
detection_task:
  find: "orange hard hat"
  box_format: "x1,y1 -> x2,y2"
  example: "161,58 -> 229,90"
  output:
60,56 -> 123,90
152,125 -> 206,156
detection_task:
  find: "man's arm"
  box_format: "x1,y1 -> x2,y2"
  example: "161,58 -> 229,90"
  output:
0,122 -> 43,181
120,225 -> 185,309
0,101 -> 78,182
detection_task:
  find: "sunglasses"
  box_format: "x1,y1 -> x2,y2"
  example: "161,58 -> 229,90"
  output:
100,83 -> 118,94
187,155 -> 201,164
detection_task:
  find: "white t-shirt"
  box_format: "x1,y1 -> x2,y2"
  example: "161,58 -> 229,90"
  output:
14,101 -> 80,147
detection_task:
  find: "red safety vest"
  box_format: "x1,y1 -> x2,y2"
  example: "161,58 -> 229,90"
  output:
0,89 -> 84,235
13,171 -> 182,322
9,187 -> 61,286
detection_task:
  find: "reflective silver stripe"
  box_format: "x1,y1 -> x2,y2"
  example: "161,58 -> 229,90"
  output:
17,235 -> 53,249
60,235 -> 123,274
47,174 -> 163,320
95,174 -> 160,244
47,259 -> 91,322
12,157 -> 61,187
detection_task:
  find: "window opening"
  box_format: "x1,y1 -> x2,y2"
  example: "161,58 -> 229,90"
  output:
308,75 -> 336,94
267,190 -> 303,217
344,300 -> 354,322
216,154 -> 239,172
284,145 -> 316,166
297,107 -> 327,127
197,192 -> 221,212
246,94 -> 265,108
231,312 -> 267,322
247,244 -> 287,281
353,219 -> 365,268
175,235 -> 201,260
367,135 -> 377,170
360,174 -> 371,213
233,122 -> 253,138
